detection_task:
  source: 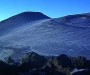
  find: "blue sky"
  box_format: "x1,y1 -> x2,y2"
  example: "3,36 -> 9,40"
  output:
0,0 -> 90,21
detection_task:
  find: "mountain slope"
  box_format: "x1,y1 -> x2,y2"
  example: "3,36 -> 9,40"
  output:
0,12 -> 50,36
0,12 -> 90,61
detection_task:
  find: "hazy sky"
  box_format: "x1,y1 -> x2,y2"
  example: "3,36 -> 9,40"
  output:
0,0 -> 90,21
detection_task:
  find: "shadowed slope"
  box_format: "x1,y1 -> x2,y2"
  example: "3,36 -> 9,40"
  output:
0,12 -> 50,35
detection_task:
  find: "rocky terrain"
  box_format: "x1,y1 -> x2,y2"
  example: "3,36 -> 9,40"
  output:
0,52 -> 90,75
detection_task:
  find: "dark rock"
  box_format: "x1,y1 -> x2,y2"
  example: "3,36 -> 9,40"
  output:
18,52 -> 47,72
71,56 -> 87,69
57,54 -> 73,68
0,61 -> 18,75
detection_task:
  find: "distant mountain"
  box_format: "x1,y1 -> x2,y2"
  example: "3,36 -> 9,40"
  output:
55,13 -> 90,27
0,12 -> 90,62
0,12 -> 50,35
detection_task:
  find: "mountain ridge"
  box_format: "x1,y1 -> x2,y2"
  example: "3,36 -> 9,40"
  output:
0,11 -> 50,36
0,11 -> 51,23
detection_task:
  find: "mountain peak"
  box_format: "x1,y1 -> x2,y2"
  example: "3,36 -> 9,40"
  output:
0,11 -> 50,33
0,11 -> 50,24
16,11 -> 51,20
20,11 -> 45,14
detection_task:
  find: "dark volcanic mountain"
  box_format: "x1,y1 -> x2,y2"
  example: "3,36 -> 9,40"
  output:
0,12 -> 50,35
0,12 -> 90,62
